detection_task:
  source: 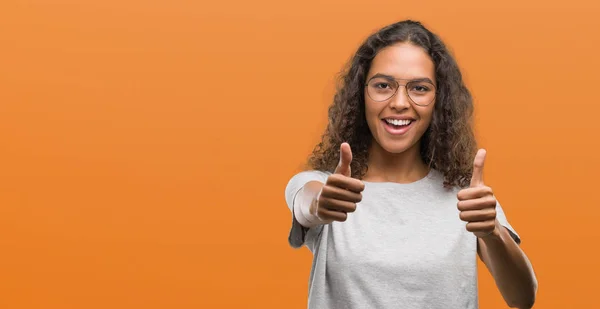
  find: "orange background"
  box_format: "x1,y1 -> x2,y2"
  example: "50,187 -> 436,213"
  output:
1,0 -> 599,308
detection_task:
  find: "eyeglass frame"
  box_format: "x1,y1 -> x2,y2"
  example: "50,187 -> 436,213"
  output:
364,74 -> 437,107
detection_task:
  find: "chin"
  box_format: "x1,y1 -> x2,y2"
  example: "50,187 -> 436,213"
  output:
377,139 -> 415,155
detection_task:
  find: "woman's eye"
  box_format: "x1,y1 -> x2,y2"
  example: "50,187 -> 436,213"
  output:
375,83 -> 390,89
412,85 -> 430,92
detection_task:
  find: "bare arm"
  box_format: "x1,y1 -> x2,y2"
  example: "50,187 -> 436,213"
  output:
459,149 -> 538,308
477,220 -> 538,309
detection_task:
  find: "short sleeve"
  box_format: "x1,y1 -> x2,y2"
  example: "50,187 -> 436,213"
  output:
284,170 -> 330,250
496,200 -> 521,245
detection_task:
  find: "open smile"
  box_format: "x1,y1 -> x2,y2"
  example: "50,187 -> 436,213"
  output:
381,118 -> 415,135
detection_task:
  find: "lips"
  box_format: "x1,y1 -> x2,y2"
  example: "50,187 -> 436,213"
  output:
381,118 -> 414,135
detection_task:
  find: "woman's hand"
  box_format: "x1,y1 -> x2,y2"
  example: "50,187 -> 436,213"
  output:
312,143 -> 365,223
457,149 -> 499,238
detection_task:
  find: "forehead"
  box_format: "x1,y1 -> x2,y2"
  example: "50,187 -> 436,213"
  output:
368,42 -> 435,81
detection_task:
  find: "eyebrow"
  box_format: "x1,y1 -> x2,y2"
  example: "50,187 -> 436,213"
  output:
368,73 -> 434,84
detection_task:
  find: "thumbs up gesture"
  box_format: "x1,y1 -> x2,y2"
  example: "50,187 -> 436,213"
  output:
457,149 -> 499,238
311,143 -> 365,223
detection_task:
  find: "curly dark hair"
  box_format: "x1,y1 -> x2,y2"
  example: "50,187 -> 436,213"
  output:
307,20 -> 477,188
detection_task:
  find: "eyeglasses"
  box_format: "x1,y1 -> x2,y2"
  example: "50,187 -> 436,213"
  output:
365,75 -> 436,107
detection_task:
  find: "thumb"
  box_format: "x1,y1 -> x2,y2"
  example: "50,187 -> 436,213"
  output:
334,142 -> 352,177
470,149 -> 486,187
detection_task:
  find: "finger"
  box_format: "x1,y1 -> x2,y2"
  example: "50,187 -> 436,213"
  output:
326,174 -> 365,193
466,220 -> 496,233
317,207 -> 348,222
458,208 -> 497,222
321,185 -> 362,203
457,196 -> 497,211
457,186 -> 494,201
333,142 -> 352,177
320,197 -> 357,213
470,149 -> 486,187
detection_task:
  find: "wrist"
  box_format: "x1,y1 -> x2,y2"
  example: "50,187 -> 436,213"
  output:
479,220 -> 504,243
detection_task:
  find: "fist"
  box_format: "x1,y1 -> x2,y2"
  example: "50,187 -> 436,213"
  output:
457,149 -> 498,238
311,142 -> 365,223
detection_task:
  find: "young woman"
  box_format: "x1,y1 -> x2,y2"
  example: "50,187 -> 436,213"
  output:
284,20 -> 537,309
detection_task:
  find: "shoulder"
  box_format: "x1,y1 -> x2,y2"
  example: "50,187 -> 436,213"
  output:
426,168 -> 461,192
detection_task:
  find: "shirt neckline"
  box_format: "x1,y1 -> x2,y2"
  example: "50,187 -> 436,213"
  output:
361,169 -> 438,188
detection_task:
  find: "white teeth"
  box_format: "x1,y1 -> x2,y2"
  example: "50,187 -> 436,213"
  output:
385,119 -> 412,126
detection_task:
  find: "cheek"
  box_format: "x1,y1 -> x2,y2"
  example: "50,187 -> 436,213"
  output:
419,105 -> 435,126
364,99 -> 379,121
364,101 -> 382,136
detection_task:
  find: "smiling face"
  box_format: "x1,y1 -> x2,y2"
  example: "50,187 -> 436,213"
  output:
364,42 -> 437,156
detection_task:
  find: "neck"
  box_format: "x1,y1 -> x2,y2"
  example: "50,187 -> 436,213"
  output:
362,141 -> 430,183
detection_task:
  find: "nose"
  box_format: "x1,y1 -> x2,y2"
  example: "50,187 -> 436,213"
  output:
389,86 -> 411,111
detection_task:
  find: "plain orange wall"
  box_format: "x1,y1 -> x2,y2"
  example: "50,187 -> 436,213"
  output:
1,0 -> 599,308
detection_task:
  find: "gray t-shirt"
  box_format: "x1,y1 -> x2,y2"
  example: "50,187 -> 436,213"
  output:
285,169 -> 520,309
